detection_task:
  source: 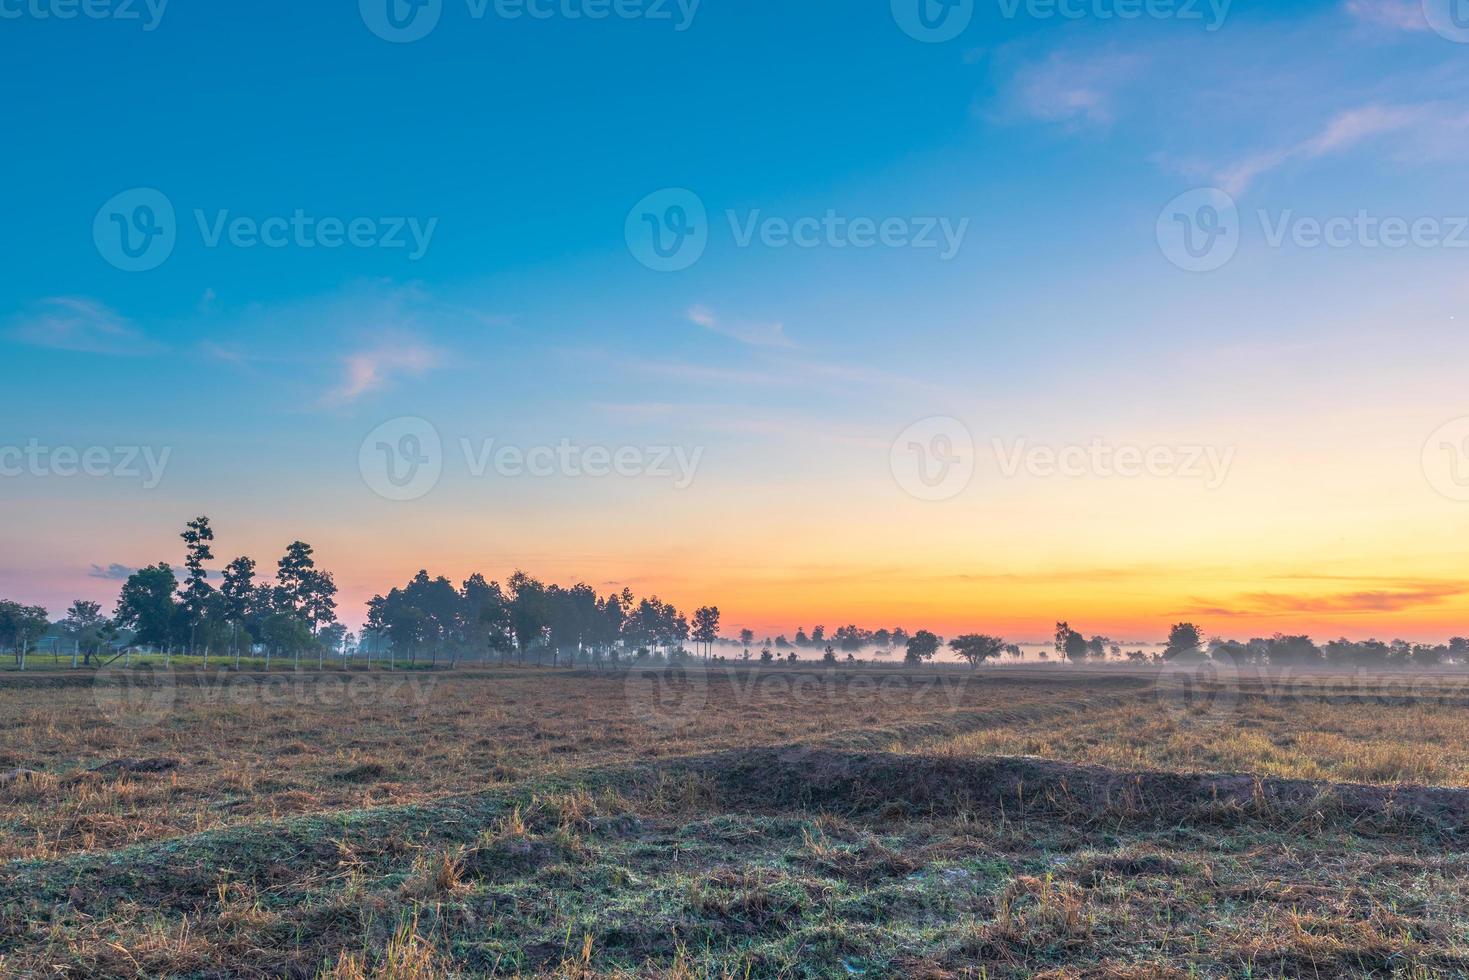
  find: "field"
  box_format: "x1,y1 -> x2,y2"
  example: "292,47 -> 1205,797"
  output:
2,662 -> 1468,977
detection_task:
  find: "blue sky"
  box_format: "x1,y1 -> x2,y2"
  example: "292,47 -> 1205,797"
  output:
5,0 -> 1469,638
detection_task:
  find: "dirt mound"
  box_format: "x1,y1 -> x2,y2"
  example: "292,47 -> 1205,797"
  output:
675,746 -> 1469,838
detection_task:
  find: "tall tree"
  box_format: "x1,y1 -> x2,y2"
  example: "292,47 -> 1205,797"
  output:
691,605 -> 721,659
59,599 -> 109,665
179,516 -> 216,653
1163,623 -> 1204,660
0,601 -> 51,664
114,563 -> 179,649
949,634 -> 1006,668
274,541 -> 318,621
904,629 -> 941,665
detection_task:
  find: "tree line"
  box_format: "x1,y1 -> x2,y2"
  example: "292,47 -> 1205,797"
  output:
3,518 -> 1468,671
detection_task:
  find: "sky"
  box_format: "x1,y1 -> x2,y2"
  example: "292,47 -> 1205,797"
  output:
3,0 -> 1469,642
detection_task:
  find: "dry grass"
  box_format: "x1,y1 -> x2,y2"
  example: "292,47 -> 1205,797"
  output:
2,663 -> 1468,977
931,692 -> 1469,786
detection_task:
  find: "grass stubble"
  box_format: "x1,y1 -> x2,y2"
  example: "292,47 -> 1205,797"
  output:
0,664 -> 1466,977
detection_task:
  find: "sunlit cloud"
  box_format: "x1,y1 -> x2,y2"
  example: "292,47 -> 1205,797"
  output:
5,298 -> 163,356
687,305 -> 794,349
326,339 -> 444,405
1342,0 -> 1430,32
992,49 -> 1144,129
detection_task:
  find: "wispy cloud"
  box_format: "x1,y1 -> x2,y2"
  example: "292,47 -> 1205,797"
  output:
993,50 -> 1144,129
1185,582 -> 1468,617
1214,103 -> 1430,194
1342,0 -> 1430,32
88,563 -> 137,580
6,298 -> 162,356
687,305 -> 794,349
326,338 -> 444,405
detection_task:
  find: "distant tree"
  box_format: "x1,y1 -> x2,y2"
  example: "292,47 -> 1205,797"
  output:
178,516 -> 215,652
114,563 -> 179,649
823,644 -> 837,664
905,629 -> 941,665
794,627 -> 809,646
302,570 -> 339,636
1450,637 -> 1469,663
759,646 -> 773,663
691,606 -> 721,659
786,650 -> 798,663
949,634 -> 1006,668
0,600 -> 51,665
1163,623 -> 1204,660
1055,622 -> 1088,664
274,541 -> 319,619
508,570 -> 550,661
261,612 -> 312,668
1260,634 -> 1322,666
59,599 -> 109,665
462,573 -> 513,662
219,556 -> 257,659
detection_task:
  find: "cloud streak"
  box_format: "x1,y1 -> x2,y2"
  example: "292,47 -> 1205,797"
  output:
687,306 -> 794,349
6,298 -> 162,356
326,339 -> 444,405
